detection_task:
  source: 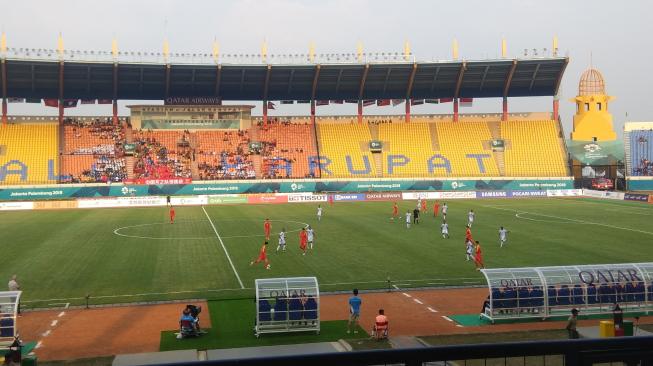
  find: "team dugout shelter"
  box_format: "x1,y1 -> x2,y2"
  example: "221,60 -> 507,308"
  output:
0,48 -> 568,125
254,277 -> 319,337
481,263 -> 653,323
0,291 -> 21,348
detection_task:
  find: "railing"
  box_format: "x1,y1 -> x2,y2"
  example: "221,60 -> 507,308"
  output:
145,337 -> 653,366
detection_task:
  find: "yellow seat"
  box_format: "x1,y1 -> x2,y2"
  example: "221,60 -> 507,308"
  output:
317,122 -> 376,177
0,123 -> 58,185
503,120 -> 567,177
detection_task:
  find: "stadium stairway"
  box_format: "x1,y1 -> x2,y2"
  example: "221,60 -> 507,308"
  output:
428,123 -> 441,151
125,156 -> 135,180
554,118 -> 572,176
624,130 -> 632,174
252,154 -> 263,178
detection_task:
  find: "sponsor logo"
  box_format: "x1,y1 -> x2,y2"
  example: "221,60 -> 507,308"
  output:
207,196 -> 247,204
578,269 -> 642,286
450,181 -> 466,190
476,191 -> 509,198
364,192 -> 402,201
624,193 -> 648,202
333,193 -> 365,201
583,143 -> 602,153
287,194 -> 327,202
512,190 -> 547,197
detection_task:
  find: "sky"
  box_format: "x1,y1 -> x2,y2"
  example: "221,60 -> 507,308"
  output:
2,0 -> 651,137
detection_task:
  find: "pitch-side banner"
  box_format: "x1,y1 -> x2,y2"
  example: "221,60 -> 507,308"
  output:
0,179 -> 572,201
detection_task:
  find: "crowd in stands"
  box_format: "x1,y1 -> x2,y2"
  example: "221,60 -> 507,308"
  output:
132,130 -> 193,179
634,158 -> 651,176
258,119 -> 316,179
196,129 -> 254,180
61,118 -> 127,183
198,153 -> 256,180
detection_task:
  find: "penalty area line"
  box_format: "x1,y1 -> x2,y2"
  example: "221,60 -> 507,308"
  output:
202,206 -> 245,289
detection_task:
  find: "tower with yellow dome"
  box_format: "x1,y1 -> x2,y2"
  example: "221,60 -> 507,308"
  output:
569,67 -> 617,141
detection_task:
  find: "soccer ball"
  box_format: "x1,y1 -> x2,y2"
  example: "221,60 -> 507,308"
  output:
266,264 -> 271,270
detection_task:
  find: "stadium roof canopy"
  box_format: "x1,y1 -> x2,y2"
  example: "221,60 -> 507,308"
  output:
1,57 -> 568,101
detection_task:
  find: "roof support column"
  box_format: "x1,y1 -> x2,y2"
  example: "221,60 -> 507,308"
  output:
553,97 -> 559,121
1,59 -> 6,125
310,100 -> 316,126
113,62 -> 119,125
58,61 -> 64,125
263,100 -> 268,126
405,63 -> 417,123
502,97 -> 508,121
357,101 -> 363,124
405,99 -> 411,123
214,65 -> 222,103
453,61 -> 466,123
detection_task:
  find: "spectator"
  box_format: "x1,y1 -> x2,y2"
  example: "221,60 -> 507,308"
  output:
7,275 -> 20,315
347,289 -> 361,334
372,308 -> 389,340
566,308 -> 579,339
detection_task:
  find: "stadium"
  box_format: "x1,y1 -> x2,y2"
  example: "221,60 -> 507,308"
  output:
1,2 -> 653,365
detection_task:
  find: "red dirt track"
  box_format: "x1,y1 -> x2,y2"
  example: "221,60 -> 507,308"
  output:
18,290 -> 653,361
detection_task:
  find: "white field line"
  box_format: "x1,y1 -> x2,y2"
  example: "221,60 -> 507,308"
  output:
402,293 -> 412,298
41,330 -> 51,337
58,312 -> 65,317
23,278 -> 484,305
442,316 -> 454,322
427,307 -> 438,313
413,299 -> 423,305
483,205 -> 653,236
35,341 -> 43,349
50,320 -> 58,327
202,206 -> 245,289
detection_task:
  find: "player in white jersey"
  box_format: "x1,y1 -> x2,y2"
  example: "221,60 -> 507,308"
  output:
276,228 -> 286,252
405,211 -> 411,229
499,226 -> 510,248
417,198 -> 422,210
307,226 -> 315,249
441,220 -> 449,239
317,205 -> 323,222
442,203 -> 448,218
467,209 -> 475,227
466,240 -> 474,261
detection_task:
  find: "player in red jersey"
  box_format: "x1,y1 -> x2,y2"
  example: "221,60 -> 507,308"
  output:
169,206 -> 176,224
421,199 -> 427,212
250,241 -> 271,269
328,194 -> 334,206
465,225 -> 473,243
264,218 -> 271,240
299,227 -> 308,255
474,241 -> 485,270
391,202 -> 399,220
433,201 -> 440,217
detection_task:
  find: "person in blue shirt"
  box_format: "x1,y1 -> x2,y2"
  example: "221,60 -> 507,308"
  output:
347,288 -> 362,334
179,308 -> 198,335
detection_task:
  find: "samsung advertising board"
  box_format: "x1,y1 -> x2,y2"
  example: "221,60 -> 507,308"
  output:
333,193 -> 365,201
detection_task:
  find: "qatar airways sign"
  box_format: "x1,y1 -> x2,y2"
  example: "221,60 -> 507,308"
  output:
164,97 -> 222,105
578,268 -> 643,286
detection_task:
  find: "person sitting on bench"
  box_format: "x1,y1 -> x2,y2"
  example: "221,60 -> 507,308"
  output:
372,309 -> 389,340
179,308 -> 199,338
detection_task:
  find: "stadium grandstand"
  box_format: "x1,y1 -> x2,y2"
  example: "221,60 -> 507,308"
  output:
0,51 -> 572,184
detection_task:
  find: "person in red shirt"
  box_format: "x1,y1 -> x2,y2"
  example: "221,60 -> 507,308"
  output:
474,241 -> 485,270
299,227 -> 308,255
328,194 -> 334,206
264,219 -> 271,240
250,241 -> 271,269
421,199 -> 427,212
465,225 -> 473,243
169,206 -> 176,224
391,202 -> 399,221
433,201 -> 440,217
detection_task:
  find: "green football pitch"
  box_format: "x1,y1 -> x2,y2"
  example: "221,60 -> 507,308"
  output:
2,197 -> 652,308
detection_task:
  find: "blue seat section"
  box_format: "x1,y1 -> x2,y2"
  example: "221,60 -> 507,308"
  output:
304,297 -> 318,320
273,297 -> 288,321
630,130 -> 653,175
288,296 -> 303,321
258,299 -> 272,321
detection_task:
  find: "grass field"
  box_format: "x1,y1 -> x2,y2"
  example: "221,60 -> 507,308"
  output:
2,197 -> 653,308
